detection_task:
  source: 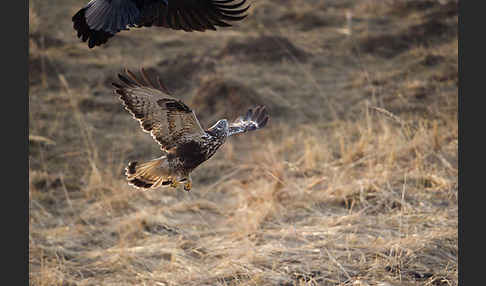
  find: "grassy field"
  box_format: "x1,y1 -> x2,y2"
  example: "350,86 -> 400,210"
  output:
29,0 -> 458,285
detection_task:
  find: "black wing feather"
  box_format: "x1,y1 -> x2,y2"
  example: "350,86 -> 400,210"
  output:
72,0 -> 140,48
73,0 -> 249,48
139,0 -> 249,31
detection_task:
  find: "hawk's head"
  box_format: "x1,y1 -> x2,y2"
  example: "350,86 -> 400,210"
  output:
207,119 -> 229,138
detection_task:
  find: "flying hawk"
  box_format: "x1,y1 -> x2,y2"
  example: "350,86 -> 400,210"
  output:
112,68 -> 269,191
72,0 -> 250,48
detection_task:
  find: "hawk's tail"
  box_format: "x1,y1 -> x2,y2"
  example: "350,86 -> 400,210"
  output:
125,157 -> 173,190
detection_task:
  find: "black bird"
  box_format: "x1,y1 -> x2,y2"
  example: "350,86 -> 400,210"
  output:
72,0 -> 250,48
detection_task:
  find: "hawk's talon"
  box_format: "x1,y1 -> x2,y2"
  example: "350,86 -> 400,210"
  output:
184,181 -> 192,192
170,179 -> 179,188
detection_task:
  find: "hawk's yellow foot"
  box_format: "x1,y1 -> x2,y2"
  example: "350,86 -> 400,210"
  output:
170,179 -> 179,188
184,181 -> 192,192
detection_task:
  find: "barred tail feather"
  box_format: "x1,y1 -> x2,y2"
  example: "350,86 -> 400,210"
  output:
125,157 -> 173,190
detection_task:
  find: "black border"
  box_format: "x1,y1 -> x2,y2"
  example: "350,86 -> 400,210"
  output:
457,1 -> 463,285
20,0 -> 28,284
458,0 -> 466,285
457,0 -> 463,285
0,0 -> 30,283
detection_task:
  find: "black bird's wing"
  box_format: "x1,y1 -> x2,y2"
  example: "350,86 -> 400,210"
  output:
72,0 -> 249,48
72,0 -> 143,48
138,0 -> 250,32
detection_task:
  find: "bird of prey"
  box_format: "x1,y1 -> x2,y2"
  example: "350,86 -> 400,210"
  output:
112,68 -> 269,191
72,0 -> 250,48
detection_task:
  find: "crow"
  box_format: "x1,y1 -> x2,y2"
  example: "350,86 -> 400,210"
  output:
72,0 -> 250,48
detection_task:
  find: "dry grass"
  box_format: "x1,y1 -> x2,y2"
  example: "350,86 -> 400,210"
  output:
29,0 -> 457,285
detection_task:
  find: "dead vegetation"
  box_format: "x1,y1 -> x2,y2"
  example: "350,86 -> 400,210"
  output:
29,0 -> 457,285
220,35 -> 310,63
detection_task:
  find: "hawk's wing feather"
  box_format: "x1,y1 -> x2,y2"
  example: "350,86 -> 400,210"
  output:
113,68 -> 205,151
139,0 -> 250,32
228,105 -> 269,137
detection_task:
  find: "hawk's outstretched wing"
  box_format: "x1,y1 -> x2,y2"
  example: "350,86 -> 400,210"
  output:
228,105 -> 269,137
112,68 -> 205,151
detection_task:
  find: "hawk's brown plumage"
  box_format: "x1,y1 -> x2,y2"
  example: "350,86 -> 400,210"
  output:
113,68 -> 269,191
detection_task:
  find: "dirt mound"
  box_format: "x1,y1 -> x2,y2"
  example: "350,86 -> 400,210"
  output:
220,35 -> 310,63
279,11 -> 343,31
387,0 -> 440,17
388,0 -> 457,18
420,54 -> 445,67
101,54 -> 215,97
191,77 -> 275,125
156,54 -> 216,92
359,1 -> 457,58
359,18 -> 456,59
